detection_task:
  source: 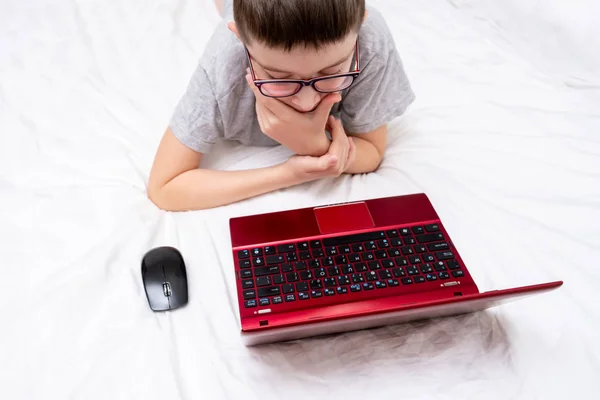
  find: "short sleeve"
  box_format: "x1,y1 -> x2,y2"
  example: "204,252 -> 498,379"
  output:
169,64 -> 223,154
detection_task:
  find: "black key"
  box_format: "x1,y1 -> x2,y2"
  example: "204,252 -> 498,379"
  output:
375,281 -> 387,289
245,300 -> 257,308
238,250 -> 250,259
339,245 -> 352,254
315,268 -> 327,278
368,261 -> 382,271
336,286 -> 348,294
428,242 -> 449,251
425,223 -> 440,232
390,238 -> 403,247
415,245 -> 427,253
266,255 -> 284,265
253,257 -> 265,266
310,279 -> 323,289
258,286 -> 281,297
296,282 -> 309,292
352,274 -> 365,283
309,259 -> 321,268
434,261 -> 446,271
447,260 -> 461,270
256,276 -> 271,287
365,241 -> 377,250
423,254 -> 435,263
298,242 -> 309,251
401,246 -> 414,255
387,279 -> 400,287
351,243 -> 365,252
406,266 -> 419,276
436,251 -> 455,261
399,228 -> 411,236
342,264 -> 355,274
310,240 -> 322,248
414,276 -> 425,283
272,295 -> 283,304
312,249 -> 324,258
350,284 -> 361,292
239,259 -> 251,269
322,257 -> 334,266
282,284 -> 295,294
300,270 -> 313,280
420,264 -> 433,274
240,269 -> 253,279
326,246 -> 338,256
278,244 -> 296,253
401,278 -> 413,285
298,292 -> 310,300
348,254 -> 361,263
273,274 -> 285,284
354,263 -> 368,272
439,272 -> 450,279
251,248 -> 263,256
366,271 -> 378,281
286,253 -> 298,262
452,270 -> 465,278
409,255 -> 422,264
299,251 -> 312,260
405,237 -> 417,245
294,261 -> 307,271
375,250 -> 388,259
243,290 -> 256,300
338,275 -> 351,285
387,229 -> 399,237
416,233 -> 445,243
323,231 -> 385,246
285,294 -> 296,302
282,263 -> 294,273
361,252 -> 375,261
324,277 -> 337,287
389,248 -> 402,257
395,257 -> 408,266
328,266 -> 340,276
259,298 -> 270,306
362,283 -> 374,290
334,255 -> 347,264
255,266 -> 280,276
392,267 -> 406,277
426,273 -> 438,281
242,279 -> 254,289
311,290 -> 322,298
324,288 -> 336,296
412,226 -> 424,234
382,259 -> 395,269
378,270 -> 392,280
286,272 -> 299,282
264,246 -> 276,255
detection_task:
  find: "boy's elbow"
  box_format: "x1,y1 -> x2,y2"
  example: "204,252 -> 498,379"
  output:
147,183 -> 174,211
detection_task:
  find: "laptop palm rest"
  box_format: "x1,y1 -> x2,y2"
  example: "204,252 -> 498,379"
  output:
314,202 -> 375,235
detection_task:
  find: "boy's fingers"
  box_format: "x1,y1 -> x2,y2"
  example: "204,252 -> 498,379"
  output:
315,93 -> 342,120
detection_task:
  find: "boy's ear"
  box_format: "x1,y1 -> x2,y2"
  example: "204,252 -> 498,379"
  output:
227,21 -> 242,40
363,10 -> 369,23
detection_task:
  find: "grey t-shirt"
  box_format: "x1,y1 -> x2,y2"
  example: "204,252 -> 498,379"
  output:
170,0 -> 415,154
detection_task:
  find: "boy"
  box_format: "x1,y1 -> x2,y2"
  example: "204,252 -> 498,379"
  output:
147,0 -> 414,211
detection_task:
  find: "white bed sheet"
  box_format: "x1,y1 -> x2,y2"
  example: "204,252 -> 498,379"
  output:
1,0 -> 599,399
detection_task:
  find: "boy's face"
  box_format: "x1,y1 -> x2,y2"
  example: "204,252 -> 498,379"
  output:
245,34 -> 358,113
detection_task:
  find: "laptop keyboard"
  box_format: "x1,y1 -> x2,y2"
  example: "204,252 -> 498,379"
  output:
236,223 -> 465,309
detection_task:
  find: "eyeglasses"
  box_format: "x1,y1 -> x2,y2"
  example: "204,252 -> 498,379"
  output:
245,39 -> 361,98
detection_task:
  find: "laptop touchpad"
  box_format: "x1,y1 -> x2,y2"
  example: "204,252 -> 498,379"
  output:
314,202 -> 375,235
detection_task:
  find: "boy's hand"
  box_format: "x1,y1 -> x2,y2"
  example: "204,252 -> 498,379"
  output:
246,72 -> 341,156
283,116 -> 356,184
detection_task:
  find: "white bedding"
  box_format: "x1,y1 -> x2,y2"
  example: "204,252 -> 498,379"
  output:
2,0 -> 599,399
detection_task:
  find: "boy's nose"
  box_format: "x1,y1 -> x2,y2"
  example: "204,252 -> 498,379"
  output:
290,86 -> 322,113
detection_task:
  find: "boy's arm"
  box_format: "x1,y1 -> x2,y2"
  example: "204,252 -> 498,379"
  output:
344,124 -> 387,174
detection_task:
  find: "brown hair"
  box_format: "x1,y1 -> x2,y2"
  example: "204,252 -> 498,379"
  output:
233,0 -> 365,50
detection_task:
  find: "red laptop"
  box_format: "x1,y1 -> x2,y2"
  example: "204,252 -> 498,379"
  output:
229,193 -> 562,346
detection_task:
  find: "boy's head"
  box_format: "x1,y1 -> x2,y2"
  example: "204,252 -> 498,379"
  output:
229,0 -> 367,113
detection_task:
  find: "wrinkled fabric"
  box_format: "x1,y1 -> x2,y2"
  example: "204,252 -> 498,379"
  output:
1,1 -> 598,399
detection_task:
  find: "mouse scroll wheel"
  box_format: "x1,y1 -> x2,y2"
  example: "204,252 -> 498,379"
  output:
162,282 -> 172,297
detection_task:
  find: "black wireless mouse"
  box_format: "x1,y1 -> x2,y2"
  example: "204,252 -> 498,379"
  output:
141,246 -> 188,311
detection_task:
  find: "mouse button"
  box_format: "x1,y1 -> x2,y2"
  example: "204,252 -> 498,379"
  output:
166,275 -> 188,309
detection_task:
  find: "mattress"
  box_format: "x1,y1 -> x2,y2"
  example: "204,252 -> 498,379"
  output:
1,0 -> 599,399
